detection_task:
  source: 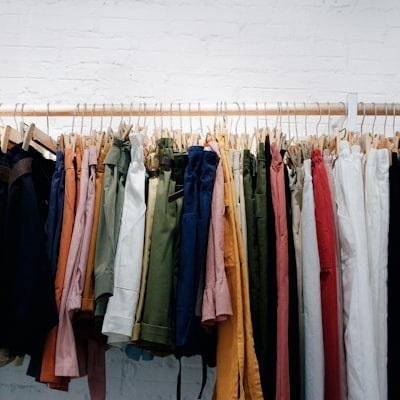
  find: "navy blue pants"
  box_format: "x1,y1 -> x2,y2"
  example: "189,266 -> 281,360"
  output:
175,146 -> 218,357
0,154 -> 10,266
45,150 -> 65,278
0,145 -> 57,376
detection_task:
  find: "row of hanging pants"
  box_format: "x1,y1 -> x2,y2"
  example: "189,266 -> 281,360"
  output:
1,131 -> 400,400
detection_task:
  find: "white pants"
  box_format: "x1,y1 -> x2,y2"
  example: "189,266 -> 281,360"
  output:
365,148 -> 389,400
334,141 -> 379,400
302,159 -> 324,400
102,133 -> 146,344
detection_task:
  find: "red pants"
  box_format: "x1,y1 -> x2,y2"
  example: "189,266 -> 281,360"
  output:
312,149 -> 341,400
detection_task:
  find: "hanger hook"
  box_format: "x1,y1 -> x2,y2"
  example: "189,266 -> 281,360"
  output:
71,103 -> 79,134
224,101 -> 228,127
360,102 -> 366,134
20,103 -> 26,125
264,102 -> 268,129
338,101 -> 346,130
316,102 -> 321,138
327,102 -> 331,135
188,103 -> 192,133
304,102 -> 308,136
286,101 -> 291,138
255,102 -> 259,131
233,102 -> 241,135
179,103 -> 182,131
372,102 -> 377,134
274,102 -> 279,128
80,103 -> 86,135
213,102 -> 218,132
170,103 -> 173,133
143,103 -> 147,128
393,102 -> 396,136
100,103 -> 105,132
120,103 -> 124,126
14,103 -> 20,130
198,102 -> 203,134
243,102 -> 247,133
128,102 -> 133,126
137,103 -> 142,128
153,102 -> 158,128
109,103 -> 114,130
293,102 -> 298,140
46,103 -> 50,136
160,103 -> 163,131
90,103 -> 95,134
384,103 -> 388,136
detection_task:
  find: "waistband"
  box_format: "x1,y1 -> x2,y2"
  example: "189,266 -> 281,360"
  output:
9,157 -> 33,188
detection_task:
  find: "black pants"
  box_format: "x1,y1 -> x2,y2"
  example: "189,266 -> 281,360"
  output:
0,145 -> 57,363
388,153 -> 400,399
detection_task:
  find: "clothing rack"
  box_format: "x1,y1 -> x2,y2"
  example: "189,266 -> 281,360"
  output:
0,102 -> 398,117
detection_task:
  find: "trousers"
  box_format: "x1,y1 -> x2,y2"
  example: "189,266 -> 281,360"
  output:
334,141 -> 379,400
213,133 -> 263,400
365,148 -> 389,400
312,149 -> 340,400
102,134 -> 146,344
302,159 -> 324,400
270,142 -> 290,400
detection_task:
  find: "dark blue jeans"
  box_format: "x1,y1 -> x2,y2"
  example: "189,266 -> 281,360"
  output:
176,146 -> 218,354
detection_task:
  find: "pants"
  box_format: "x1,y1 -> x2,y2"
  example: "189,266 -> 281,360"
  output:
213,133 -> 263,400
0,144 -> 57,366
102,134 -> 146,344
44,150 -> 65,278
289,164 -> 304,400
80,142 -> 111,314
323,149 -> 348,400
388,153 -> 400,399
334,141 -> 379,400
202,141 -> 232,326
139,138 -> 187,353
302,159 -> 324,400
270,142 -> 290,400
40,147 -> 76,389
94,137 -> 131,318
265,140 -> 278,399
131,149 -> 159,341
176,145 -> 218,354
312,149 -> 340,400
243,144 -> 269,398
365,148 -> 389,400
56,147 -> 97,378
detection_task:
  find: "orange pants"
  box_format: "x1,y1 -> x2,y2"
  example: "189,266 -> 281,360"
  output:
213,133 -> 263,400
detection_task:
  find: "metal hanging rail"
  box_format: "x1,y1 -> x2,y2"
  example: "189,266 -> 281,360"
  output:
0,102 -> 398,117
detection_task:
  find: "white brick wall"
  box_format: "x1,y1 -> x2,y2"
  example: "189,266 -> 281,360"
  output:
0,0 -> 399,398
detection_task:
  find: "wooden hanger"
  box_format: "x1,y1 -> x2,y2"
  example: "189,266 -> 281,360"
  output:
19,122 -> 57,154
122,123 -> 133,141
22,124 -> 35,151
1,124 -> 22,152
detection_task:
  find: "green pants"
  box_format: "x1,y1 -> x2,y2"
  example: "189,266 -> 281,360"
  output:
139,138 -> 187,353
94,136 -> 131,318
243,143 -> 269,398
